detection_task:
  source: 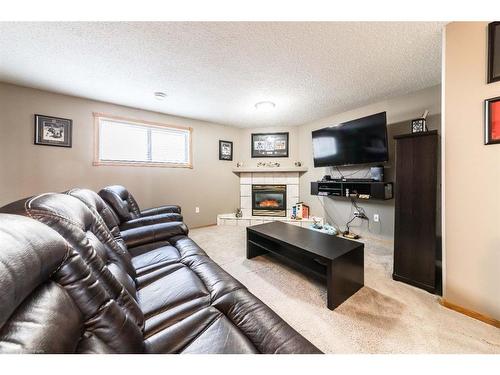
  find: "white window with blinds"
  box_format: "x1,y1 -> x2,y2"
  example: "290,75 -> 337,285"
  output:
94,114 -> 192,168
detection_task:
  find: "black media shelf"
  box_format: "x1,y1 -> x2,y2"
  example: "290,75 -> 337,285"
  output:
310,180 -> 393,200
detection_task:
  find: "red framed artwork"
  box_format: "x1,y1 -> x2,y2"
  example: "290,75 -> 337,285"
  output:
485,96 -> 500,145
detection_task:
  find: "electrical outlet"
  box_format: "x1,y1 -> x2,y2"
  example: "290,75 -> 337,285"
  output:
195,207 -> 200,213
373,214 -> 380,222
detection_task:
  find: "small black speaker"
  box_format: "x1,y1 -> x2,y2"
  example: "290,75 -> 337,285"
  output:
370,166 -> 384,182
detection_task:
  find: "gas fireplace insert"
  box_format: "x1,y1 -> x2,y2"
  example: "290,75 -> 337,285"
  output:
252,184 -> 286,217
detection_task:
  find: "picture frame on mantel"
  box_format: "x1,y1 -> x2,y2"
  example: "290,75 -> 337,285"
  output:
485,96 -> 500,145
251,132 -> 289,158
487,22 -> 500,83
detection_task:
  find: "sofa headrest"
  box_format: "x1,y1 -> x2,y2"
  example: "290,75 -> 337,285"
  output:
67,188 -> 129,253
98,185 -> 141,222
2,193 -> 130,267
0,193 -> 144,330
2,193 -> 95,232
67,188 -> 121,236
0,214 -> 144,353
0,214 -> 68,330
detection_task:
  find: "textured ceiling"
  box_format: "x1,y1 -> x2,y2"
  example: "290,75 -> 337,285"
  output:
0,22 -> 444,127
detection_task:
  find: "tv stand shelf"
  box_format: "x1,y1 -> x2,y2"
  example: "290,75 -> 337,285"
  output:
310,180 -> 393,200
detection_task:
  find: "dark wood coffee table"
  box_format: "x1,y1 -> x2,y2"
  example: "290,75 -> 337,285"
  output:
247,221 -> 364,310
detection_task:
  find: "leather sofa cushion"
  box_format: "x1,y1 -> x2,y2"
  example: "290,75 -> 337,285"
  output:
119,213 -> 184,230
120,222 -> 189,248
137,264 -> 209,317
0,214 -> 144,354
180,313 -> 259,354
144,306 -> 259,354
131,244 -> 182,274
1,282 -> 84,353
141,205 -> 181,216
1,194 -> 145,330
129,238 -> 207,275
0,215 -> 69,330
212,289 -> 321,354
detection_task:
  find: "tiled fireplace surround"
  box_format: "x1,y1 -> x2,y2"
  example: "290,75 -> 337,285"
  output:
240,172 -> 298,218
217,171 -> 323,227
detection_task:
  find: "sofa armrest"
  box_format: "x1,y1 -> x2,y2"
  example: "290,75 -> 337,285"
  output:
120,213 -> 183,230
141,205 -> 181,217
212,289 -> 322,354
120,221 -> 189,248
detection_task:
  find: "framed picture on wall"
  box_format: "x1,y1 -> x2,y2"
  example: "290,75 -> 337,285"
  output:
488,22 -> 500,83
34,114 -> 73,148
219,140 -> 233,160
485,96 -> 500,145
251,132 -> 289,158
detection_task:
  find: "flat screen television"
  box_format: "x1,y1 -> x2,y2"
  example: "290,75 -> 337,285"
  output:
312,112 -> 388,167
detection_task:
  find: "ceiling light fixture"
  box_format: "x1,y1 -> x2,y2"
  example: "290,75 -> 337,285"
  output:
254,101 -> 276,112
154,91 -> 167,100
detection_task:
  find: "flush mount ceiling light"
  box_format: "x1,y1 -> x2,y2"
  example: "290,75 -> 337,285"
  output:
254,101 -> 276,112
154,91 -> 167,100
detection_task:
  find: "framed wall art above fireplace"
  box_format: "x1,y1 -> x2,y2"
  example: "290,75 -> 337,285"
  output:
251,132 -> 289,158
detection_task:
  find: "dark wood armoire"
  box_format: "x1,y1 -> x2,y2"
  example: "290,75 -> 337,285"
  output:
393,130 -> 439,294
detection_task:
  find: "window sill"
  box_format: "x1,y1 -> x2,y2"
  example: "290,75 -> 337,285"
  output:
93,161 -> 193,169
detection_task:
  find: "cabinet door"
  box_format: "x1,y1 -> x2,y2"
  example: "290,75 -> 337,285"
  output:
393,134 -> 437,291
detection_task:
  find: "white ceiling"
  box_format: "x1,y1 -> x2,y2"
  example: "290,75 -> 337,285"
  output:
0,22 -> 444,128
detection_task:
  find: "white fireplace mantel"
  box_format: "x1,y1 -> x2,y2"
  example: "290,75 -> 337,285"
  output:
232,166 -> 308,174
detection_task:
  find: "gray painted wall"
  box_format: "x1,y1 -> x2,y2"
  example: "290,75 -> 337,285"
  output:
0,82 -> 441,237
0,82 -> 241,228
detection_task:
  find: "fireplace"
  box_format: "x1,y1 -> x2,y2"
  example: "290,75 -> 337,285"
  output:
252,185 -> 287,217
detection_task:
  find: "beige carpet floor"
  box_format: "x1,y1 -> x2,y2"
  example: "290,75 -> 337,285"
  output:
189,225 -> 500,354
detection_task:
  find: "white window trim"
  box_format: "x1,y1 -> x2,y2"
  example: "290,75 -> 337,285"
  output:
93,113 -> 193,168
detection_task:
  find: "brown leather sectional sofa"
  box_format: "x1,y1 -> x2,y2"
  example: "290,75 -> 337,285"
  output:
0,186 -> 321,354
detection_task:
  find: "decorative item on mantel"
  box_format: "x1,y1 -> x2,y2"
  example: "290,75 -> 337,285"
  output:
410,110 -> 429,133
235,208 -> 243,218
257,161 -> 280,168
236,161 -> 244,167
294,161 -> 302,167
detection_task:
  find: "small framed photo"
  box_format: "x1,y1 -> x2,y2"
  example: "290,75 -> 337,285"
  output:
34,114 -> 72,147
411,118 -> 427,133
488,22 -> 500,84
219,140 -> 233,161
251,132 -> 289,158
485,96 -> 500,145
